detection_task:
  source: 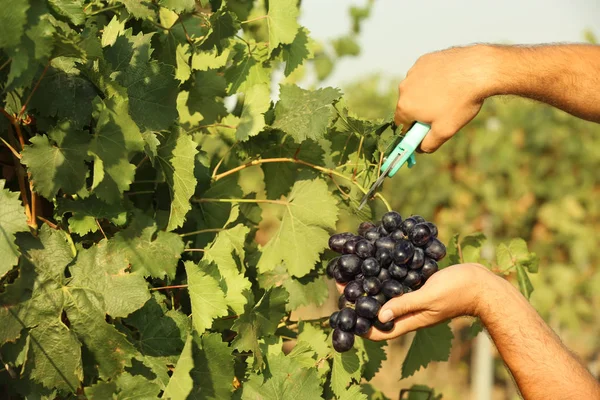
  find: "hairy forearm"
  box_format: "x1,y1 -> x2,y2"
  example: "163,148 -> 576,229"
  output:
482,44 -> 600,122
477,276 -> 600,399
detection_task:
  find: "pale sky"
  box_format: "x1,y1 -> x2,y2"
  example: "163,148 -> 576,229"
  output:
298,0 -> 600,87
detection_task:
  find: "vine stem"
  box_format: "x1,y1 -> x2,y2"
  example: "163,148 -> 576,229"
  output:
88,4 -> 123,16
352,135 -> 364,179
0,58 -> 11,72
0,136 -> 21,159
240,15 -> 267,24
18,62 -> 50,121
184,248 -> 205,252
151,284 -> 189,291
180,228 -> 225,237
212,157 -> 391,211
193,197 -> 288,205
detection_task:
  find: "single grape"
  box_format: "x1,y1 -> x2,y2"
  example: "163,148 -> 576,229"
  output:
422,258 -> 439,279
404,286 -> 413,294
364,228 -> 381,242
425,222 -> 438,237
332,329 -> 355,352
381,279 -> 404,299
377,224 -> 390,236
409,222 -> 432,246
344,280 -> 364,302
361,257 -> 381,277
329,311 -> 340,329
333,267 -> 351,284
410,215 -> 426,223
354,273 -> 365,285
424,238 -> 447,261
355,239 -> 375,258
362,277 -> 382,295
338,254 -> 362,277
381,211 -> 403,232
326,257 -> 340,278
403,270 -> 422,289
372,292 -> 387,305
354,316 -> 373,335
338,294 -> 352,310
375,248 -> 393,267
375,236 -> 396,251
400,217 -> 418,236
390,229 -> 406,241
374,319 -> 395,332
342,237 -> 361,255
389,263 -> 408,280
409,247 -> 425,270
328,232 -> 354,253
358,221 -> 376,236
337,307 -> 358,332
377,267 -> 390,282
392,239 -> 415,265
355,296 -> 381,319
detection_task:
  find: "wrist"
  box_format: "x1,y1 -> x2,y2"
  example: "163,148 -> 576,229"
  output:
468,44 -> 509,100
470,264 -> 512,319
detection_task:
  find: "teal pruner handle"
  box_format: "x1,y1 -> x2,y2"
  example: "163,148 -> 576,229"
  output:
381,122 -> 431,178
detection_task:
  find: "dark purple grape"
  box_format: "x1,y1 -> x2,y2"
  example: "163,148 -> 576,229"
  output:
381,279 -> 404,299
338,254 -> 362,277
424,238 -> 446,261
337,307 -> 357,332
390,230 -> 405,241
377,267 -> 390,282
388,263 -> 408,280
362,277 -> 381,295
374,319 -> 394,332
354,273 -> 365,285
342,237 -> 361,255
358,221 -> 376,236
338,294 -> 351,310
381,211 -> 402,232
332,329 -> 355,352
373,292 -> 387,305
404,286 -> 413,293
410,215 -> 426,223
355,240 -> 375,258
403,270 -> 422,289
329,311 -> 340,329
400,217 -> 418,236
326,257 -> 340,278
329,232 -> 354,253
375,236 -> 396,251
364,228 -> 381,242
425,222 -> 438,237
355,296 -> 381,319
392,239 -> 415,265
422,258 -> 439,279
377,224 -> 390,236
344,280 -> 364,302
333,267 -> 351,284
409,248 -> 425,270
361,257 -> 380,277
354,316 -> 372,335
409,223 -> 432,246
375,248 -> 393,267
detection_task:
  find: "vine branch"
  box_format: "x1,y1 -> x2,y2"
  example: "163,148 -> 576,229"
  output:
18,62 -> 50,121
240,15 -> 267,24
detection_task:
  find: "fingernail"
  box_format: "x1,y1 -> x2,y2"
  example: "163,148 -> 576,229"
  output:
379,309 -> 393,323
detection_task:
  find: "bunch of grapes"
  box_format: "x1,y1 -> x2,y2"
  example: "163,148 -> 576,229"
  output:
326,211 -> 447,352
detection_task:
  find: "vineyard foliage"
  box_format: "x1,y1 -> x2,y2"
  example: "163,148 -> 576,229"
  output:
0,1 -> 546,399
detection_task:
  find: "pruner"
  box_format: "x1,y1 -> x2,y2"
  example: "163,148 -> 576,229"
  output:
358,121 -> 431,210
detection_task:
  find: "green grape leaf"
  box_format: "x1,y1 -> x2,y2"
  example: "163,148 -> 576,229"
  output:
85,381 -> 117,399
272,84 -> 342,143
26,322 -> 83,393
55,195 -> 127,236
401,321 -> 454,378
459,232 -> 487,264
267,0 -> 300,53
467,318 -> 484,339
109,212 -> 184,279
185,260 -> 228,334
331,349 -> 361,396
359,338 -> 387,381
180,70 -> 228,126
104,29 -> 153,71
242,353 -> 322,399
191,46 -> 230,71
405,384 -> 442,400
225,45 -> 271,94
231,287 -> 288,369
282,272 -> 328,311
118,0 -> 155,19
175,43 -> 192,82
159,0 -> 195,13
116,372 -> 162,399
439,233 -> 460,268
201,9 -> 239,53
282,28 -> 312,77
332,35 -> 360,57
101,15 -> 126,47
497,238 -> 539,274
157,126 -> 198,231
163,332 -> 234,400
297,323 -> 330,360
89,95 -> 144,204
516,265 -> 534,299
0,0 -> 29,48
48,0 -> 85,25
21,122 -> 90,199
236,84 -> 270,141
257,178 -> 338,278
203,224 -> 252,314
333,106 -> 378,136
339,385 -> 368,400
0,180 -> 29,278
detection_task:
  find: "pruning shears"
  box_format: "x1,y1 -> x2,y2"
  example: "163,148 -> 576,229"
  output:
358,121 -> 431,210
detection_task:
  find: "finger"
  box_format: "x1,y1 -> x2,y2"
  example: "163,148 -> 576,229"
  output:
394,107 -> 413,131
416,124 -> 453,154
335,282 -> 346,294
363,311 -> 431,341
378,291 -> 427,323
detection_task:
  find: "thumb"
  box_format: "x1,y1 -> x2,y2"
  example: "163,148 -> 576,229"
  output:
378,291 -> 427,323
